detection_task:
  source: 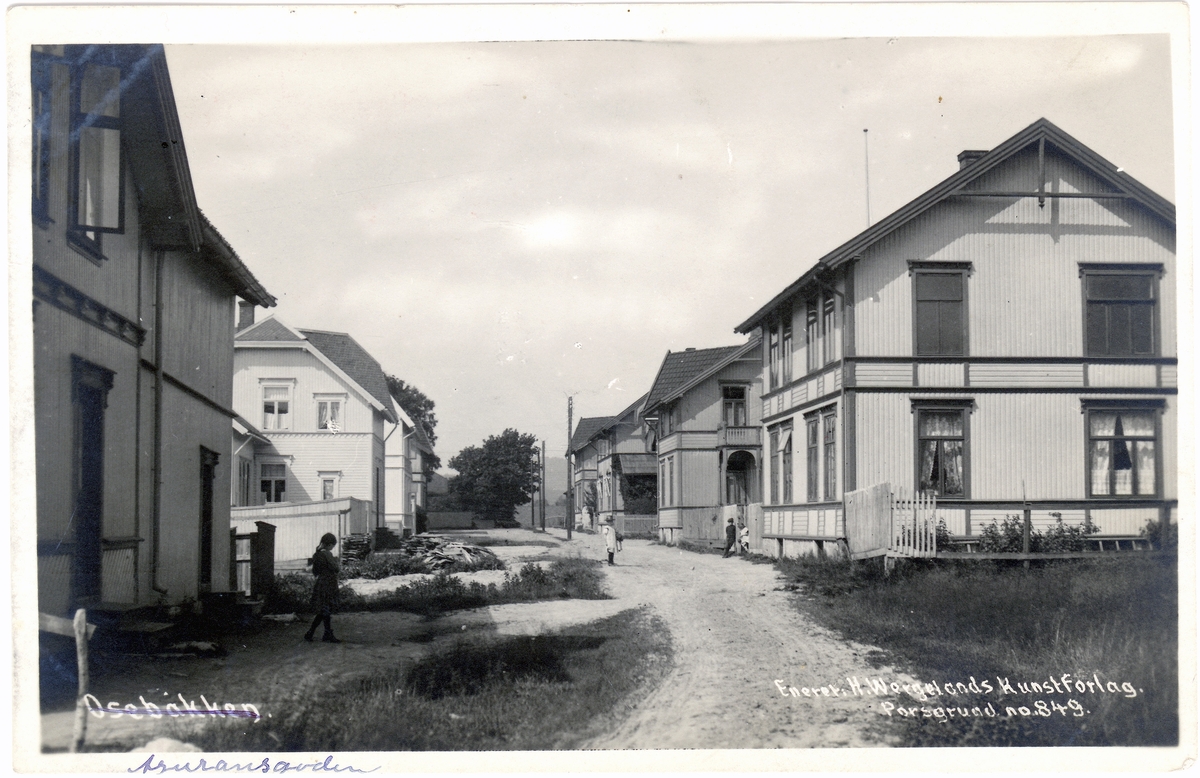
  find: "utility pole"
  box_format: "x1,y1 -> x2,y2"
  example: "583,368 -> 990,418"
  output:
540,440 -> 547,532
566,397 -> 573,540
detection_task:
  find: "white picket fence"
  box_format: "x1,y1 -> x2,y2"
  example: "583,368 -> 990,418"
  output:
889,488 -> 938,558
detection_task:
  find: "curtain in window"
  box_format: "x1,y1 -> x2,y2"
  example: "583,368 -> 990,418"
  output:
1089,411 -> 1155,495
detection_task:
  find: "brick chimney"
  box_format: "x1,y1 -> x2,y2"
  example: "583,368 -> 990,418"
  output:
957,150 -> 988,169
237,300 -> 256,331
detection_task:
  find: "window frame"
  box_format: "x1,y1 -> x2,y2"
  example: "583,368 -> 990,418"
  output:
909,261 -> 971,358
822,409 -> 837,501
805,414 -> 820,502
319,470 -> 342,501
315,394 -> 345,432
805,297 -> 820,374
722,384 -> 748,427
780,304 -> 793,384
31,52 -> 55,228
1081,399 -> 1164,499
1079,264 -> 1163,359
911,399 -> 974,499
260,461 -> 288,504
261,382 -> 294,431
67,49 -> 126,262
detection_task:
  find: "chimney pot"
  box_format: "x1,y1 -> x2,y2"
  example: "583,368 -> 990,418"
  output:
957,150 -> 988,169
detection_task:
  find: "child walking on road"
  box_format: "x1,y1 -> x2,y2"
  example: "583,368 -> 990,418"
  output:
305,533 -> 342,643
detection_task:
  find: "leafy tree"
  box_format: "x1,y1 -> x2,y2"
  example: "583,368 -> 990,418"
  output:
448,429 -> 541,523
386,375 -> 441,470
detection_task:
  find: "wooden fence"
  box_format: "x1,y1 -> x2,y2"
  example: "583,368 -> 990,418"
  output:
844,484 -> 937,560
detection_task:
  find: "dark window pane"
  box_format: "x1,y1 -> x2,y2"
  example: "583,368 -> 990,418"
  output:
919,440 -> 939,493
1108,304 -> 1132,356
1131,304 -> 1154,355
915,300 -> 941,355
939,301 -> 964,354
1086,305 -> 1109,356
941,440 -> 964,496
1088,274 -> 1153,301
916,273 -> 963,301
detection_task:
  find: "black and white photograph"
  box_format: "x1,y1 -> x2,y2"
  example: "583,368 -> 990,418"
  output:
8,2 -> 1195,772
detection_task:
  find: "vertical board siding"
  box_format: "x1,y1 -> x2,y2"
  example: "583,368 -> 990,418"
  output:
101,547 -> 137,603
854,393 -> 914,494
917,362 -> 965,387
1087,364 -> 1157,387
681,450 -> 719,506
38,554 -> 72,615
1162,399 -> 1177,500
972,393 -> 1085,500
163,250 -> 236,407
852,146 -> 1174,359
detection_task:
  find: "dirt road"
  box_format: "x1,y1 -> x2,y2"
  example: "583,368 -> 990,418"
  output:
578,536 -> 914,749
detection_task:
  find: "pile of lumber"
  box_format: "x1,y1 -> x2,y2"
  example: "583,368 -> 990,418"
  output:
389,536 -> 500,570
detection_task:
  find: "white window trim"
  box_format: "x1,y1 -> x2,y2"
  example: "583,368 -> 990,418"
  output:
260,379 -> 297,431
315,393 -> 348,433
318,470 -> 342,501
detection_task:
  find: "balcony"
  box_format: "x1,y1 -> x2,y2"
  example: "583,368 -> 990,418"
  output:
718,425 -> 761,448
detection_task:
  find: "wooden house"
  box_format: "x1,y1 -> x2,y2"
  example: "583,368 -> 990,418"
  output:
384,406 -> 436,537
32,45 -> 276,615
232,314 -> 399,531
569,416 -> 613,529
640,341 -> 763,546
733,118 -> 1176,559
584,395 -> 658,536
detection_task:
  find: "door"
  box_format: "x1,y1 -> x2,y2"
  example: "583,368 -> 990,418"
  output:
70,356 -> 114,606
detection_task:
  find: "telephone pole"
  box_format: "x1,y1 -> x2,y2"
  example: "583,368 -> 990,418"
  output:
566,397 -> 573,540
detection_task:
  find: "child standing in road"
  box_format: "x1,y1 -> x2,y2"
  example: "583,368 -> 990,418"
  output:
305,533 -> 342,643
602,518 -> 618,566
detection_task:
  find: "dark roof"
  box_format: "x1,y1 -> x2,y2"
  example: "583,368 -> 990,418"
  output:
570,416 -> 614,453
410,419 -> 435,454
236,317 -> 302,342
299,329 -> 398,423
615,453 -> 657,475
735,118 -> 1176,333
643,346 -> 745,413
199,213 -> 276,308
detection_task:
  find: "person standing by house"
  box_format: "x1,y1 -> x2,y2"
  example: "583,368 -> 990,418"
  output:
722,517 -> 738,558
602,518 -> 618,566
738,521 -> 750,554
305,533 -> 342,643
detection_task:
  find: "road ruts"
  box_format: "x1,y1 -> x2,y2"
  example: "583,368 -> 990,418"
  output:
580,538 -> 917,750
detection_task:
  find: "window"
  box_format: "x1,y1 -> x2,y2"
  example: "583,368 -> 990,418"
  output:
768,319 -> 781,389
262,386 -> 291,430
660,404 -> 679,436
916,407 -> 968,498
781,425 -> 793,504
781,310 -> 793,384
319,472 -> 340,501
806,415 -> 819,502
261,463 -> 286,503
32,54 -> 54,226
769,424 -> 792,505
722,386 -> 747,427
236,457 -> 252,506
667,456 -> 675,506
1083,268 -> 1159,357
659,460 -> 666,507
1086,405 -> 1160,497
822,296 -> 837,365
823,411 -> 837,500
317,399 -> 342,432
913,268 -> 967,356
69,53 -> 124,259
805,299 -> 820,373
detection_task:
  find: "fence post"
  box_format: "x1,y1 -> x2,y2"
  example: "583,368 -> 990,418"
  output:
70,609 -> 89,753
1023,506 -> 1032,569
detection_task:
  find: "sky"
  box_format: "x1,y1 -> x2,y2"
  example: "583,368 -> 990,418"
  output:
162,34 -> 1175,471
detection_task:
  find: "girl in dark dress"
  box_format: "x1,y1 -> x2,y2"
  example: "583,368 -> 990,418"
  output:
304,533 -> 341,643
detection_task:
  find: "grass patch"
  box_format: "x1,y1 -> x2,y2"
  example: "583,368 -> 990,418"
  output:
779,553 -> 1178,746
184,607 -> 672,751
268,558 -> 608,617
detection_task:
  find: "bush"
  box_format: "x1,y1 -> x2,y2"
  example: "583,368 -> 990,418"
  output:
1140,517 -> 1178,553
977,514 -> 1099,553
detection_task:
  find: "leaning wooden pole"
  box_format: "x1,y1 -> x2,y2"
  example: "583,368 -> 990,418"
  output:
565,397 -> 573,541
70,609 -> 89,753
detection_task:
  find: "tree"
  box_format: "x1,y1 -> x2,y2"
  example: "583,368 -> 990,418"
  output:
448,429 -> 541,523
385,375 -> 441,470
